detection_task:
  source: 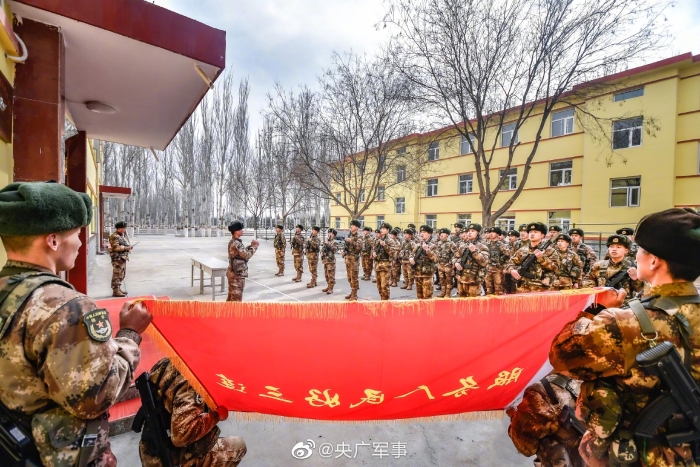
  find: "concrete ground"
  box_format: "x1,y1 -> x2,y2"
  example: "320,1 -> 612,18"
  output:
96,234 -> 531,466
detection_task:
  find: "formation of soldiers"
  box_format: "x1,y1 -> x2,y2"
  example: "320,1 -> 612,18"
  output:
272,219 -> 645,302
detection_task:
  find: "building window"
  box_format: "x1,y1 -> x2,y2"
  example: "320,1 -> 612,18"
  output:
335,217 -> 341,229
551,108 -> 574,137
357,216 -> 365,228
550,161 -> 572,186
427,141 -> 440,161
610,177 -> 641,207
457,214 -> 471,225
377,186 -> 385,201
426,178 -> 438,197
460,134 -> 474,155
612,117 -> 643,149
548,211 -> 571,231
335,192 -> 341,204
614,87 -> 644,102
376,216 -> 385,230
497,215 -> 515,231
395,197 -> 405,214
425,214 -> 437,228
397,147 -> 406,155
378,155 -> 386,172
499,168 -> 517,190
459,174 -> 473,194
396,165 -> 406,182
501,123 -> 518,147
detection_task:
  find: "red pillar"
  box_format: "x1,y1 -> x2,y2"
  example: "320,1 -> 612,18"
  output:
65,131 -> 88,294
13,19 -> 65,182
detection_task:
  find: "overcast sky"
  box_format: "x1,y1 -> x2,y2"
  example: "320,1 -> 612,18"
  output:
159,0 -> 700,135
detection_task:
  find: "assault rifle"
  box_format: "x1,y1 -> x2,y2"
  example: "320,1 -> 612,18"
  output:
517,238 -> 554,280
132,372 -> 175,467
605,269 -> 629,290
459,242 -> 474,270
0,400 -> 41,467
412,242 -> 425,270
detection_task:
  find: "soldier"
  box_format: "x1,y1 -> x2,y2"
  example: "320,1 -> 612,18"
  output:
515,223 -> 530,251
342,220 -> 363,301
450,222 -> 464,244
399,229 -> 416,290
582,234 -> 643,302
507,229 -> 520,249
304,226 -> 321,288
371,229 -> 381,283
109,220 -> 132,297
321,229 -> 338,295
504,229 -> 521,294
360,226 -> 374,281
549,208 -> 700,466
372,223 -> 400,301
617,226 -> 639,260
568,228 -> 597,276
551,234 -> 583,290
290,224 -> 305,282
138,358 -> 247,467
273,224 -> 286,276
435,228 -> 456,298
390,228 -> 403,287
484,226 -> 511,296
226,221 -> 259,302
410,225 -> 439,299
546,224 -> 562,240
506,222 -> 559,293
0,181 -> 152,466
453,224 -> 489,297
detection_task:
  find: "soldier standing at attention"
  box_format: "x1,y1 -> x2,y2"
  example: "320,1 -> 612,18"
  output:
305,226 -> 321,288
290,224 -> 305,283
515,223 -> 530,251
321,229 -> 338,295
360,226 -> 374,281
342,220 -> 363,301
410,225 -> 439,299
273,224 -> 286,276
226,221 -> 259,302
568,228 -> 597,277
390,228 -> 403,287
371,229 -> 380,283
453,224 -> 489,297
450,222 -> 464,244
109,220 -> 132,297
372,223 -> 400,301
506,222 -> 559,293
583,234 -> 643,302
551,234 -> 583,290
485,226 -> 511,296
504,229 -> 521,294
435,228 -> 456,298
546,225 -> 562,241
0,181 -> 153,466
399,228 -> 416,290
617,226 -> 639,260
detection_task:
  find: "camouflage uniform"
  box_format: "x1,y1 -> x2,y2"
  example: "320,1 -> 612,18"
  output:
139,358 -> 247,467
391,236 -> 403,287
453,241 -> 489,297
399,238 -> 416,290
0,260 -> 141,467
273,232 -> 286,275
343,231 -> 363,300
226,237 -> 257,302
305,235 -> 321,287
321,239 -> 338,293
374,235 -> 400,300
411,241 -> 439,299
361,234 -> 375,280
552,249 -> 584,290
485,239 -> 511,295
109,231 -> 130,292
571,241 -> 597,276
550,282 -> 700,467
505,243 -> 559,293
435,238 -> 456,298
582,258 -> 644,302
291,232 -> 305,281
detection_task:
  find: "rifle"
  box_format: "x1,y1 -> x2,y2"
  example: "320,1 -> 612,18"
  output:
517,238 -> 554,280
459,242 -> 474,270
605,269 -> 629,290
0,401 -> 42,467
132,372 -> 175,467
412,242 -> 425,270
634,341 -> 700,463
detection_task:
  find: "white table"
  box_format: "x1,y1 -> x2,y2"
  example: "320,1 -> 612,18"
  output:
191,257 -> 228,300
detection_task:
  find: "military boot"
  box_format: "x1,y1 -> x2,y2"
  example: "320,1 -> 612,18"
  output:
326,287 -> 333,295
347,290 -> 358,301
112,288 -> 126,297
120,286 -> 128,295
400,282 -> 408,289
306,280 -> 317,288
321,285 -> 329,292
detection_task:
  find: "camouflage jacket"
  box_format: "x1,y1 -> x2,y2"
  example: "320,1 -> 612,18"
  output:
273,233 -> 286,250
582,258 -> 644,299
291,233 -> 305,255
512,239 -> 530,252
321,239 -> 337,264
373,235 -> 400,263
109,231 -> 130,261
140,358 -> 221,466
486,240 -> 511,268
227,238 -> 257,278
550,282 -> 700,467
0,260 -> 141,467
435,239 -> 456,266
505,243 -> 559,288
553,248 -> 583,288
571,241 -> 597,275
361,235 -> 374,255
399,239 -> 416,262
449,233 -> 462,244
452,241 -> 489,283
345,231 -> 363,257
410,241 -> 438,277
305,235 -> 321,255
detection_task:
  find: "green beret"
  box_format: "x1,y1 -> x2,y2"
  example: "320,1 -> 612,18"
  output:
616,227 -> 634,235
420,224 -> 433,234
0,182 -> 92,236
467,223 -> 482,232
635,208 -> 700,265
569,228 -> 584,237
606,234 -> 630,248
527,222 -> 548,234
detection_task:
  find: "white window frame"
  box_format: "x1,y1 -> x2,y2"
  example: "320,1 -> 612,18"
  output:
396,165 -> 406,182
549,161 -> 573,187
612,117 -> 643,149
358,189 -> 365,203
335,217 -> 341,229
457,214 -> 471,225
614,87 -> 644,102
395,197 -> 405,214
551,108 -> 574,137
498,217 -> 516,231
425,214 -> 437,229
426,178 -> 438,197
460,134 -> 474,155
610,177 -> 641,207
499,168 -> 517,191
377,185 -> 385,201
459,174 -> 473,194
376,216 -> 385,230
427,141 -> 440,161
501,123 -> 518,147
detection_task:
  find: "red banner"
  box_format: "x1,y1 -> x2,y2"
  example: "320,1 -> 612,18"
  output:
144,290 -> 600,421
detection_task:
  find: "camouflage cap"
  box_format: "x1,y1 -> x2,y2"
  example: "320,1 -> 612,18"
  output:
616,227 -> 635,235
635,208 -> 700,265
420,224 -> 433,234
527,222 -> 548,234
467,223 -> 482,232
606,234 -> 631,248
228,220 -> 244,233
0,181 -> 92,236
569,228 -> 584,237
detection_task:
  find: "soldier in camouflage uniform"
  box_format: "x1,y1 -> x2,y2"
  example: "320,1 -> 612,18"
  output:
552,234 -> 583,290
372,223 -> 400,301
583,234 -> 643,302
290,224 -> 305,282
304,226 -> 321,288
453,224 -> 489,297
514,223 -> 530,251
435,228 -> 456,298
109,220 -> 132,297
0,181 -> 152,467
399,229 -> 416,290
410,225 -> 439,299
139,358 -> 247,467
504,229 -> 521,294
273,224 -> 286,276
449,222 -> 464,244
342,220 -> 363,301
617,226 -> 639,261
321,229 -> 338,295
360,227 -> 374,281
568,228 -> 597,277
226,221 -> 259,302
485,226 -> 511,295
549,208 -> 700,467
371,229 -> 381,283
506,222 -> 559,293
390,228 -> 403,287
546,224 -> 562,241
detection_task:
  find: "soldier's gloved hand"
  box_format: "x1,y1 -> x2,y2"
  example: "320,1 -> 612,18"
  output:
119,301 -> 153,334
216,406 -> 229,421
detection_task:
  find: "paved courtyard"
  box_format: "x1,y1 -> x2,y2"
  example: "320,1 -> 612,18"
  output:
96,233 -> 531,466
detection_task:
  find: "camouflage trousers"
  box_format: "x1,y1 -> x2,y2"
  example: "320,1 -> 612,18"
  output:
401,262 -> 414,287
516,282 -> 549,294
324,261 -> 336,288
361,254 -> 373,279
504,274 -> 517,294
306,253 -> 319,283
345,254 -> 360,291
552,277 -> 575,291
415,275 -> 434,299
485,266 -> 504,295
375,261 -> 392,300
140,436 -> 247,467
456,274 -> 481,297
275,249 -> 285,273
111,258 -> 127,289
392,260 -> 402,285
226,272 -> 245,302
437,264 -> 454,295
293,254 -> 304,278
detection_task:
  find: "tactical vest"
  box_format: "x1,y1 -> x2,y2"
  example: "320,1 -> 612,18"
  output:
306,237 -> 320,253
321,242 -> 335,262
291,234 -> 304,253
375,236 -> 391,262
273,234 -> 284,249
487,241 -> 503,267
361,237 -> 373,255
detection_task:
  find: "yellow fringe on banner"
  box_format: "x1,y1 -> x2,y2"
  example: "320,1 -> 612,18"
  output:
227,410 -> 504,425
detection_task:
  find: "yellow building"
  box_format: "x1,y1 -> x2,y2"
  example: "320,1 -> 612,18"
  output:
330,53 -> 700,237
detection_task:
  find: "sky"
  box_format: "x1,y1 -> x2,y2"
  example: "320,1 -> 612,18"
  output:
158,0 -> 700,135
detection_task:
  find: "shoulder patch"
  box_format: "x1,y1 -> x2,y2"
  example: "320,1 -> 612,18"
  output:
83,308 -> 113,342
